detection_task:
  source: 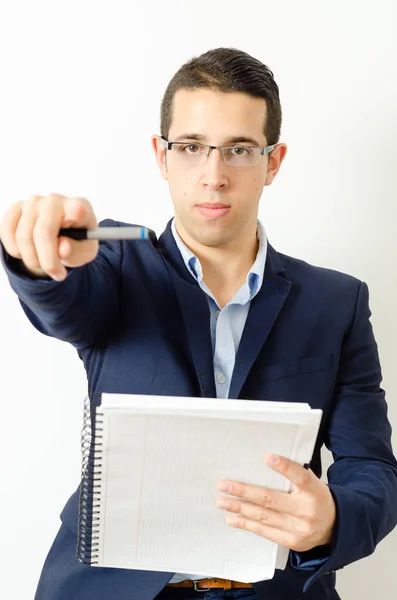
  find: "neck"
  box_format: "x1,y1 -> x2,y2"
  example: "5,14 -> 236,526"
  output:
174,218 -> 259,307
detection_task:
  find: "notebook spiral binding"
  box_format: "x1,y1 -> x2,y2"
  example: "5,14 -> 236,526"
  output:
77,395 -> 104,564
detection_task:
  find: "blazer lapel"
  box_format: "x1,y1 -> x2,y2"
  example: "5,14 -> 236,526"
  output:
157,221 -> 216,398
229,243 -> 292,399
156,221 -> 292,401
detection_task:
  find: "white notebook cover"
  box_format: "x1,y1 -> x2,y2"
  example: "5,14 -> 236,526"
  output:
89,394 -> 322,583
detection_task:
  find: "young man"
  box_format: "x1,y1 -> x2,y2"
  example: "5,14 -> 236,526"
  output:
1,47 -> 396,600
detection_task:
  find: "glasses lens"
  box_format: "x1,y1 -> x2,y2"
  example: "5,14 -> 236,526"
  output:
172,143 -> 208,165
223,146 -> 261,166
170,143 -> 262,166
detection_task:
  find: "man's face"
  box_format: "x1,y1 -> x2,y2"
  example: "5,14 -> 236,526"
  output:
152,88 -> 286,249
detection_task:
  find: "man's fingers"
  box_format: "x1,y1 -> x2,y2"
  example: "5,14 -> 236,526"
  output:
223,514 -> 307,551
58,237 -> 99,268
264,454 -> 313,490
217,480 -> 294,514
1,193 -> 99,279
33,197 -> 68,280
56,197 -> 99,267
217,457 -> 317,518
15,196 -> 42,271
216,495 -> 295,533
63,197 -> 98,230
0,201 -> 23,258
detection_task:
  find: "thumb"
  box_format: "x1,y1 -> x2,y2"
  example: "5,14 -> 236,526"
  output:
58,236 -> 99,268
58,197 -> 99,267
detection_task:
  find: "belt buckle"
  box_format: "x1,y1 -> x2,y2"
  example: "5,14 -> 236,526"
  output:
193,580 -> 211,592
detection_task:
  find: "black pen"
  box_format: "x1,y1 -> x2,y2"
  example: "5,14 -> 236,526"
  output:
58,226 -> 156,242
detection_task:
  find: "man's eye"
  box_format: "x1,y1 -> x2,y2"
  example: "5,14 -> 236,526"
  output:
186,144 -> 200,153
232,147 -> 249,156
179,144 -> 200,153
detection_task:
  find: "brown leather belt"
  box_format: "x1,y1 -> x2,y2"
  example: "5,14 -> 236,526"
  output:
166,578 -> 252,591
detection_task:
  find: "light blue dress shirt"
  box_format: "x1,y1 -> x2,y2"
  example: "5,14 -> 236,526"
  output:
168,218 -> 268,583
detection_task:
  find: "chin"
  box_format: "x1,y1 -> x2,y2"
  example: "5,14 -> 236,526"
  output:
193,229 -> 234,249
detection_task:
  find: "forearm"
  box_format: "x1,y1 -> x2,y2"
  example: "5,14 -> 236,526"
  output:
1,226 -> 122,348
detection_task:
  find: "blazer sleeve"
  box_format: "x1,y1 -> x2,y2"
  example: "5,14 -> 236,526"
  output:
302,280 -> 397,592
0,218 -> 123,349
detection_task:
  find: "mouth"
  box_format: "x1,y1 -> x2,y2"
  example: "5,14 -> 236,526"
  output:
196,203 -> 231,219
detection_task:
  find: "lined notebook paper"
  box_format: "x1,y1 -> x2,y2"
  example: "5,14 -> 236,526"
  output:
77,394 -> 322,583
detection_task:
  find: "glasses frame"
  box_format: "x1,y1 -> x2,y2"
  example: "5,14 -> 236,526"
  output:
160,136 -> 276,166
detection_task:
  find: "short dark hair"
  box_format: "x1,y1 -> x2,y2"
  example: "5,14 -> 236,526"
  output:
160,47 -> 282,146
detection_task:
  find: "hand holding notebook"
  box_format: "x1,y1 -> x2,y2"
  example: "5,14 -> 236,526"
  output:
77,394 -> 322,583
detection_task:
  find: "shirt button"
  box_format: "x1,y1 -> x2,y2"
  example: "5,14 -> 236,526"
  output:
215,310 -> 220,319
217,373 -> 226,384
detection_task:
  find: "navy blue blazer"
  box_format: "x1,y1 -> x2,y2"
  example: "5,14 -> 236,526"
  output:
2,218 -> 397,600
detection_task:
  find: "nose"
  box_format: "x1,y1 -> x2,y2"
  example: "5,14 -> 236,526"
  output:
201,147 -> 228,191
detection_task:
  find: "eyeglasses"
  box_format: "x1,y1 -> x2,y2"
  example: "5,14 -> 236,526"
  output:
160,136 -> 275,167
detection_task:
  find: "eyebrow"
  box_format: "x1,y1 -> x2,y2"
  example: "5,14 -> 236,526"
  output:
173,133 -> 262,146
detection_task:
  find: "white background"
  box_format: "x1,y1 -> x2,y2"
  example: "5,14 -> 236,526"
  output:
0,1 -> 396,598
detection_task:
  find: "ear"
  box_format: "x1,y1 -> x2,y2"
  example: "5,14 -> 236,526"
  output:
151,135 -> 168,180
264,143 -> 287,186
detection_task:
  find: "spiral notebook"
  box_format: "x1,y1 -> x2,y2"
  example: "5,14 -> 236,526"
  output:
77,394 -> 322,583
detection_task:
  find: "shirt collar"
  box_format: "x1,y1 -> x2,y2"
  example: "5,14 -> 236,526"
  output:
171,219 -> 201,281
171,218 -> 267,300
